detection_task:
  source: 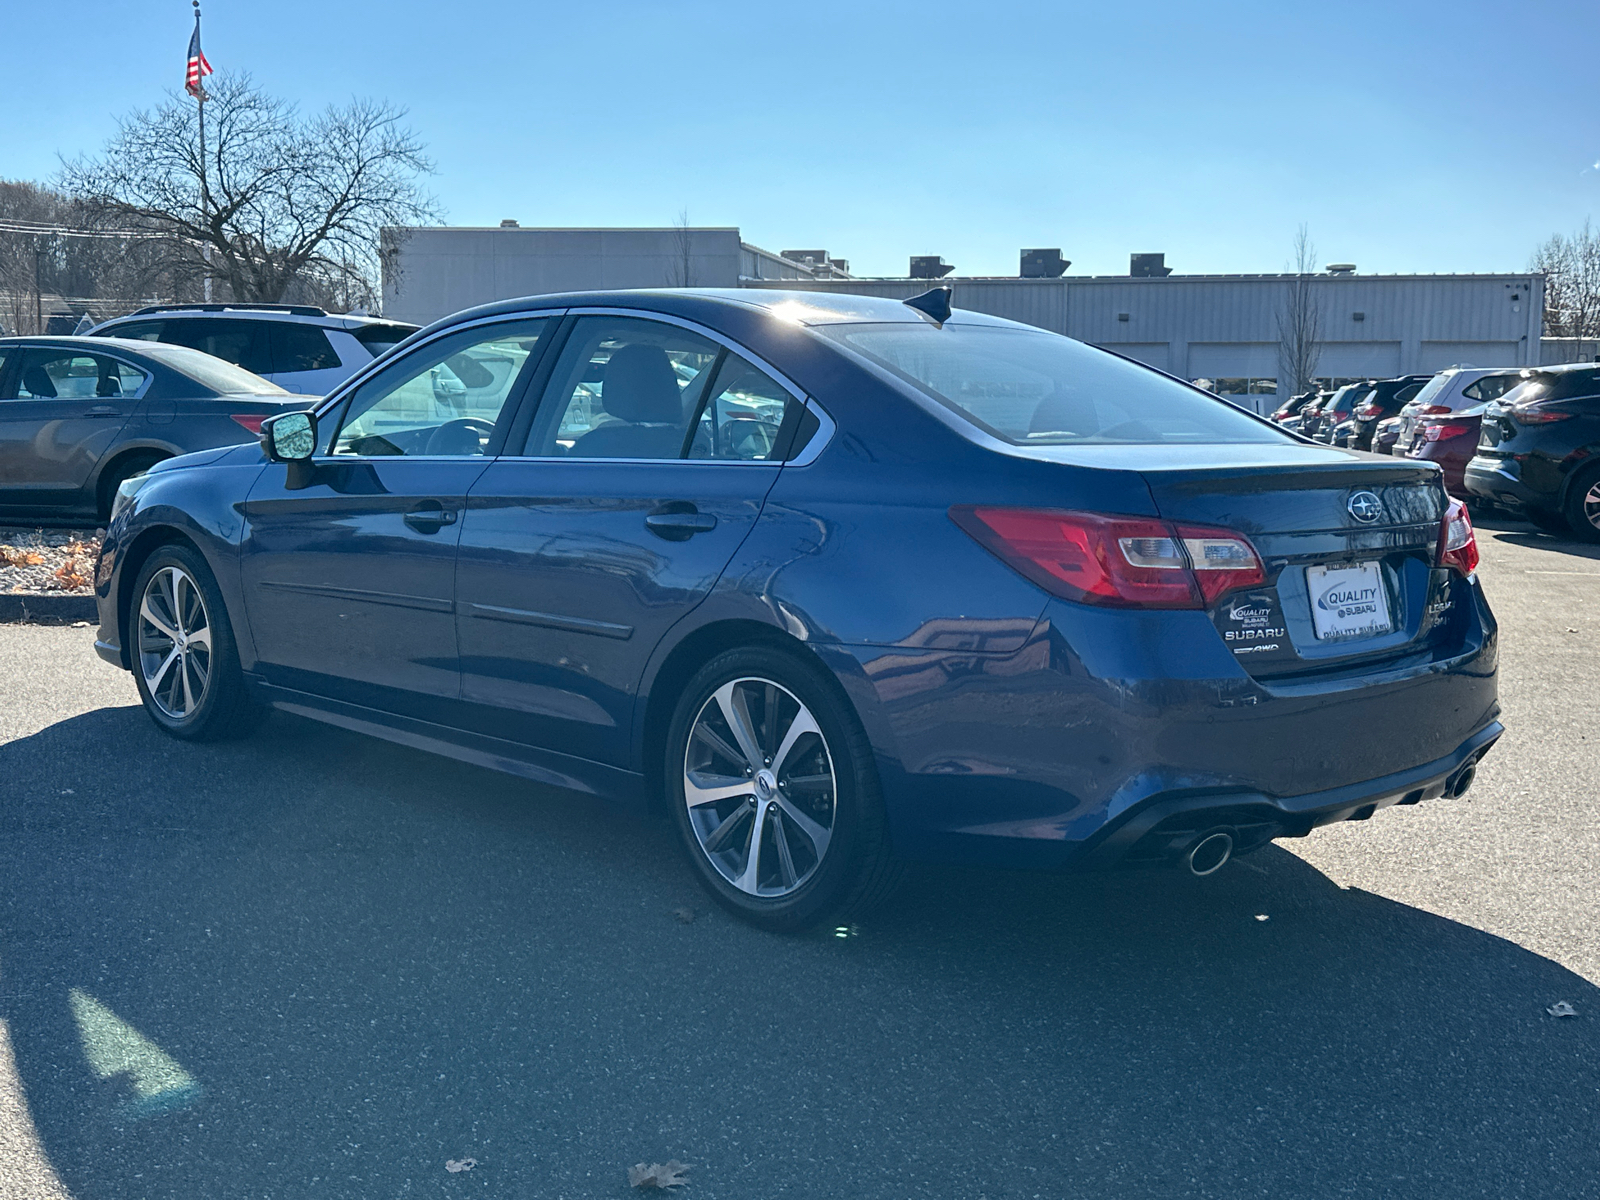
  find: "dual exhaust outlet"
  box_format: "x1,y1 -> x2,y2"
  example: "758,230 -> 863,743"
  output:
1181,759 -> 1480,878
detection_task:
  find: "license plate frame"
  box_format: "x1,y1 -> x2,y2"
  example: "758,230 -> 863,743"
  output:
1305,561 -> 1393,641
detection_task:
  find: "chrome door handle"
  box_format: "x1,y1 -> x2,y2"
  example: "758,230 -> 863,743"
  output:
87,405 -> 121,416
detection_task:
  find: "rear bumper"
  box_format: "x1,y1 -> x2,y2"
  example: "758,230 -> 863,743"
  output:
1464,455 -> 1551,509
1077,719 -> 1501,869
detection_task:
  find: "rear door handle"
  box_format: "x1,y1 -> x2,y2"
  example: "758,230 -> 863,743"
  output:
404,503 -> 458,533
645,505 -> 717,541
87,405 -> 121,417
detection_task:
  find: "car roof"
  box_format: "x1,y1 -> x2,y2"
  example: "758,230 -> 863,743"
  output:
423,287 -> 1030,335
91,307 -> 417,332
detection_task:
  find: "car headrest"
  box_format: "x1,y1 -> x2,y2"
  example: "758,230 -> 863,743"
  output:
1029,394 -> 1091,436
21,367 -> 57,398
601,344 -> 682,424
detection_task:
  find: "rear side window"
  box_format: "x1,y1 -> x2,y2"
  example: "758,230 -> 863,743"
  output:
824,323 -> 1289,446
142,345 -> 286,395
104,321 -> 164,341
159,318 -> 272,375
1461,374 -> 1520,402
271,323 -> 342,373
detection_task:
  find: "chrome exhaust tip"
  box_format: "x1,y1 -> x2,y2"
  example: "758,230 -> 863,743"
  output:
1448,762 -> 1477,799
1186,830 -> 1234,877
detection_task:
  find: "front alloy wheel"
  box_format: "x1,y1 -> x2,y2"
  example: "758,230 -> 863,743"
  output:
137,565 -> 213,720
684,677 -> 837,897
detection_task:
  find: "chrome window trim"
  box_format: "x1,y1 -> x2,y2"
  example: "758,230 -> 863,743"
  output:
320,310 -> 568,459
509,305 -> 835,466
5,342 -> 155,401
311,309 -> 571,424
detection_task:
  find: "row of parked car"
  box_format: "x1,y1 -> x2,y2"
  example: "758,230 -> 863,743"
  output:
1269,366 -> 1600,540
0,303 -> 417,521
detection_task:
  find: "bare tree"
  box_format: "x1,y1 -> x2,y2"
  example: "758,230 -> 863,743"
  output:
1277,224 -> 1322,396
1531,219 -> 1600,342
59,73 -> 441,308
667,208 -> 694,288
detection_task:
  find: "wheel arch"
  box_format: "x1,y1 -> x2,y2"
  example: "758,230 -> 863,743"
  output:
636,618 -> 884,818
115,525 -> 204,669
91,444 -> 177,518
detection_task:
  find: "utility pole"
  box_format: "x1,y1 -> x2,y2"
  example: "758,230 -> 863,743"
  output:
192,0 -> 213,302
33,242 -> 42,335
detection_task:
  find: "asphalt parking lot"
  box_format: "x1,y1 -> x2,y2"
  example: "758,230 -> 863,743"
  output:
1,520 -> 1597,1200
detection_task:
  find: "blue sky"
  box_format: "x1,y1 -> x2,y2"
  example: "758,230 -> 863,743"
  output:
8,0 -> 1597,277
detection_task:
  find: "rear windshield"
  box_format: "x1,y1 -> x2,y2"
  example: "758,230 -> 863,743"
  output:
1408,371 -> 1457,407
1500,368 -> 1600,406
352,323 -> 420,355
822,323 -> 1289,446
143,344 -> 287,395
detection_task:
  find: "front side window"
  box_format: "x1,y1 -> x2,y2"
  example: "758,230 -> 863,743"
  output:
10,350 -> 147,400
526,317 -> 721,459
825,323 -> 1289,446
332,318 -> 548,457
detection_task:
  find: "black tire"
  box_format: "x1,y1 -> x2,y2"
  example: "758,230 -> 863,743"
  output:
1528,506 -> 1572,535
664,645 -> 902,932
97,452 -> 168,522
1561,464 -> 1600,543
129,543 -> 262,741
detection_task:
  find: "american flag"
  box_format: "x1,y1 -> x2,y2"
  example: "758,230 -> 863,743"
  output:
185,19 -> 213,99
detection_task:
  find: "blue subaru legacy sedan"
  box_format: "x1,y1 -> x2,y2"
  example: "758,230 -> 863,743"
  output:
93,289 -> 1500,930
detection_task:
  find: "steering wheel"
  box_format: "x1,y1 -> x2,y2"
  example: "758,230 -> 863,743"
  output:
424,417 -> 496,456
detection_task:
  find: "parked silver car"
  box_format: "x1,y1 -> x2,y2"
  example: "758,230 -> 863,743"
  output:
89,304 -> 418,396
0,336 -> 312,521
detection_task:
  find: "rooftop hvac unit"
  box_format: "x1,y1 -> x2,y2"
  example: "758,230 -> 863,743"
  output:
1020,249 -> 1070,278
1130,253 -> 1172,278
781,250 -> 829,267
910,256 -> 954,279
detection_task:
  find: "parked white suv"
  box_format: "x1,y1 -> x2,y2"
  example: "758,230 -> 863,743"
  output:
89,304 -> 419,396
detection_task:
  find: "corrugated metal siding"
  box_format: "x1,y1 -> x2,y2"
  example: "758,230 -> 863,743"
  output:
745,273 -> 1541,378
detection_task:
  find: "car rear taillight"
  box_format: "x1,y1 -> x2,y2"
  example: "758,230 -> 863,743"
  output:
1418,404 -> 1452,416
1422,423 -> 1473,442
1355,403 -> 1381,419
1510,404 -> 1574,425
950,508 -> 1264,610
230,414 -> 269,434
1436,498 -> 1479,576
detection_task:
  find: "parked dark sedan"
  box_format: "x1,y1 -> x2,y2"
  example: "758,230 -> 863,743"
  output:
1349,374 -> 1432,451
92,290 -> 1502,930
1465,362 -> 1600,539
0,336 -> 313,521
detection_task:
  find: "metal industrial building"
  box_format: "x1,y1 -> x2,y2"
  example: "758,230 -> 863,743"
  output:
382,225 -> 1547,409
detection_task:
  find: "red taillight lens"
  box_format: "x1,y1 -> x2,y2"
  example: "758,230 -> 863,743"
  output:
1437,498 -> 1478,575
1418,404 -> 1452,416
230,414 -> 268,434
1511,404 -> 1574,425
951,508 -> 1264,609
1423,422 -> 1473,442
1355,404 -> 1380,419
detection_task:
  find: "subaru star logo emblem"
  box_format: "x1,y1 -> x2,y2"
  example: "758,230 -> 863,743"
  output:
1347,491 -> 1382,523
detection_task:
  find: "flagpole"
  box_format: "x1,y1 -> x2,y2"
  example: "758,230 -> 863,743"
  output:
193,0 -> 212,302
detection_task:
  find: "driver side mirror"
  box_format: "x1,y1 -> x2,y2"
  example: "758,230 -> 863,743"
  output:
261,410 -> 318,462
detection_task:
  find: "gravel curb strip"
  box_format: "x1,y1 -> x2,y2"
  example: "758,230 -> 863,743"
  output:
0,594 -> 97,623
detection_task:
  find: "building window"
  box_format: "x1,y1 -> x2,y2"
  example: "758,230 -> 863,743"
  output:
1197,377 -> 1278,396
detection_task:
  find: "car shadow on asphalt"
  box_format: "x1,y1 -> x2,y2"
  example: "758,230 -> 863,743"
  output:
2,704 -> 1597,1200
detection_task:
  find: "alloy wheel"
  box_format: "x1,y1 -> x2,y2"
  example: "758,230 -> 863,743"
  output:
137,565 -> 213,720
1585,480 -> 1600,532
683,677 -> 836,897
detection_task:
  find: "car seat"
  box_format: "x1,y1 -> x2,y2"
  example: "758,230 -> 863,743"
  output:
569,344 -> 686,459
